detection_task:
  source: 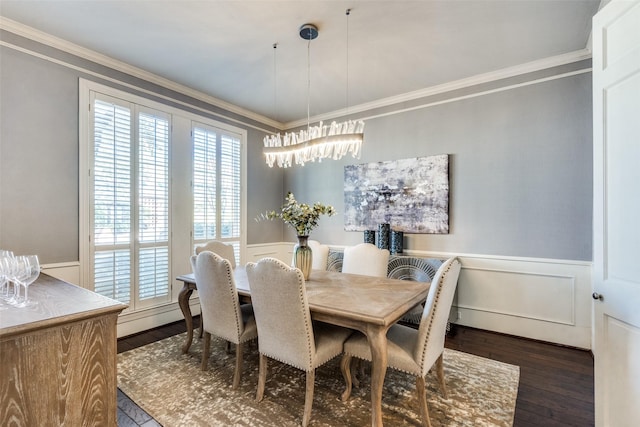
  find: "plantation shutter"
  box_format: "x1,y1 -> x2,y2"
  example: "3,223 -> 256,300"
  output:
137,111 -> 170,301
220,134 -> 241,240
192,124 -> 242,262
91,95 -> 171,308
193,127 -> 217,241
93,98 -> 133,303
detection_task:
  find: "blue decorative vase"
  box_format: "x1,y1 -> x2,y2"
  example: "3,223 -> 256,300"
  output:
377,223 -> 390,250
391,230 -> 404,254
364,230 -> 376,245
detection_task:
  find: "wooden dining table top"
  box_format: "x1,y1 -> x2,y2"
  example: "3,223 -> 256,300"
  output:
177,267 -> 430,327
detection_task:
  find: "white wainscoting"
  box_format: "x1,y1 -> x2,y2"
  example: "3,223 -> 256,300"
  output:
43,246 -> 592,348
41,262 -> 81,286
245,242 -> 292,264
449,254 -> 592,349
246,243 -> 593,349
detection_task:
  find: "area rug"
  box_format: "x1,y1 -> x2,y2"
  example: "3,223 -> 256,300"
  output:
117,333 -> 519,427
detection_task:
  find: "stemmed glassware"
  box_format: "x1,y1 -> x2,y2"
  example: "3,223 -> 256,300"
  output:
13,255 -> 40,307
0,251 -> 40,308
0,250 -> 15,306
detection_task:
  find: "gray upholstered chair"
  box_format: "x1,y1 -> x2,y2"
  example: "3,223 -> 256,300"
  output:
246,257 -> 352,427
341,243 -> 390,277
340,257 -> 462,427
195,240 -> 236,269
190,252 -> 257,389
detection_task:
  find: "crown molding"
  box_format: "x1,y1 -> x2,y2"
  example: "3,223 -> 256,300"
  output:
2,17 -> 591,133
286,49 -> 592,129
0,17 -> 283,130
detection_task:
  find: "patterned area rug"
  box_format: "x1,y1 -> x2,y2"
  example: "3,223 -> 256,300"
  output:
118,333 -> 519,426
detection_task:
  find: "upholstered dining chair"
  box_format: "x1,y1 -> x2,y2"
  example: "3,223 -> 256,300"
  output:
190,251 -> 258,389
194,241 -> 238,341
307,239 -> 330,270
341,243 -> 390,277
340,257 -> 462,427
246,258 -> 353,427
291,239 -> 330,270
386,256 -> 445,325
195,240 -> 236,269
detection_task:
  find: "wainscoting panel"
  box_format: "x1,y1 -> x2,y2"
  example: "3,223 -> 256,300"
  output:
244,243 -> 290,264
458,267 -> 575,325
41,262 -> 81,286
247,244 -> 593,349
44,246 -> 592,348
450,254 -> 592,349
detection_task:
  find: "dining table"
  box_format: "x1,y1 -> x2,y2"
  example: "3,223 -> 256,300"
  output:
176,267 -> 430,427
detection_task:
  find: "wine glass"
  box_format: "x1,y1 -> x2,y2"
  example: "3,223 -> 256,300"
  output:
13,255 -> 40,308
0,252 -> 16,302
0,251 -> 14,309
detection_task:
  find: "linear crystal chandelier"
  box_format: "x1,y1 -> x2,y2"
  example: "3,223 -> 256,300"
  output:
263,12 -> 365,168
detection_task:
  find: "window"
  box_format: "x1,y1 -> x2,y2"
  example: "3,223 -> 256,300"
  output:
192,124 -> 242,262
90,94 -> 170,309
80,79 -> 246,321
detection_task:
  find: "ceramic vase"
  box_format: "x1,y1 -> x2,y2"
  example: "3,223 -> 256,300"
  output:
293,235 -> 313,280
377,223 -> 390,250
364,230 -> 376,245
391,230 -> 404,254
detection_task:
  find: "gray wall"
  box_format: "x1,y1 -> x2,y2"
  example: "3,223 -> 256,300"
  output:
1,29 -> 592,264
284,68 -> 593,261
0,34 -> 283,263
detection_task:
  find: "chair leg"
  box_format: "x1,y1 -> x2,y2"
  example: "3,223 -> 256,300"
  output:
358,358 -> 366,381
416,376 -> 432,427
302,370 -> 315,427
201,332 -> 211,371
340,354 -> 353,401
435,353 -> 448,399
232,342 -> 243,389
256,353 -> 267,402
352,357 -> 361,388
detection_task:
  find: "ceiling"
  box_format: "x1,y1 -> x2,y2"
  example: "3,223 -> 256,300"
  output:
0,1 -> 601,126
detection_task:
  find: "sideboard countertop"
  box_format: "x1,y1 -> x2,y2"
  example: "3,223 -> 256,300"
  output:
0,273 -> 127,338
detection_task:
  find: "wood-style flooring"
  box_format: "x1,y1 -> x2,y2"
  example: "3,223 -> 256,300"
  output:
117,319 -> 594,426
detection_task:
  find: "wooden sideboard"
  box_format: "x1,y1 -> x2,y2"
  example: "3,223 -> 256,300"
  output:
1,274 -> 127,426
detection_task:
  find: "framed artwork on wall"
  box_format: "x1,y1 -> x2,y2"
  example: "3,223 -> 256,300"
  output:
344,154 -> 449,234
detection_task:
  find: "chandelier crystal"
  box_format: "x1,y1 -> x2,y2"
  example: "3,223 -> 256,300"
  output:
263,15 -> 364,168
263,120 -> 364,168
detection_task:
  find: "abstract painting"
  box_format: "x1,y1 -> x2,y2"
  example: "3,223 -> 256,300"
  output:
344,154 -> 449,233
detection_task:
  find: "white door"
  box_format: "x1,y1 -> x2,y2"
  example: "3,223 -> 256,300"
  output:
592,1 -> 640,426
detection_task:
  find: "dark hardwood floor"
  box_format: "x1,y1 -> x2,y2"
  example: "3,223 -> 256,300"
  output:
117,319 -> 594,427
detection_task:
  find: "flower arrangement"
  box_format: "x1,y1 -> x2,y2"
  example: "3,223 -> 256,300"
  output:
257,192 -> 336,236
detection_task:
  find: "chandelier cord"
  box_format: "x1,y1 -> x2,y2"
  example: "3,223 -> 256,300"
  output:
346,8 -> 351,115
272,43 -> 278,127
306,37 -> 312,132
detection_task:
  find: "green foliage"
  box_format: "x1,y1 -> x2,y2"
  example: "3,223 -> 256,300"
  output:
256,192 -> 336,236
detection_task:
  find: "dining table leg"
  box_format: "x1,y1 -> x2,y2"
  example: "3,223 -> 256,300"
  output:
366,324 -> 389,427
178,281 -> 196,354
